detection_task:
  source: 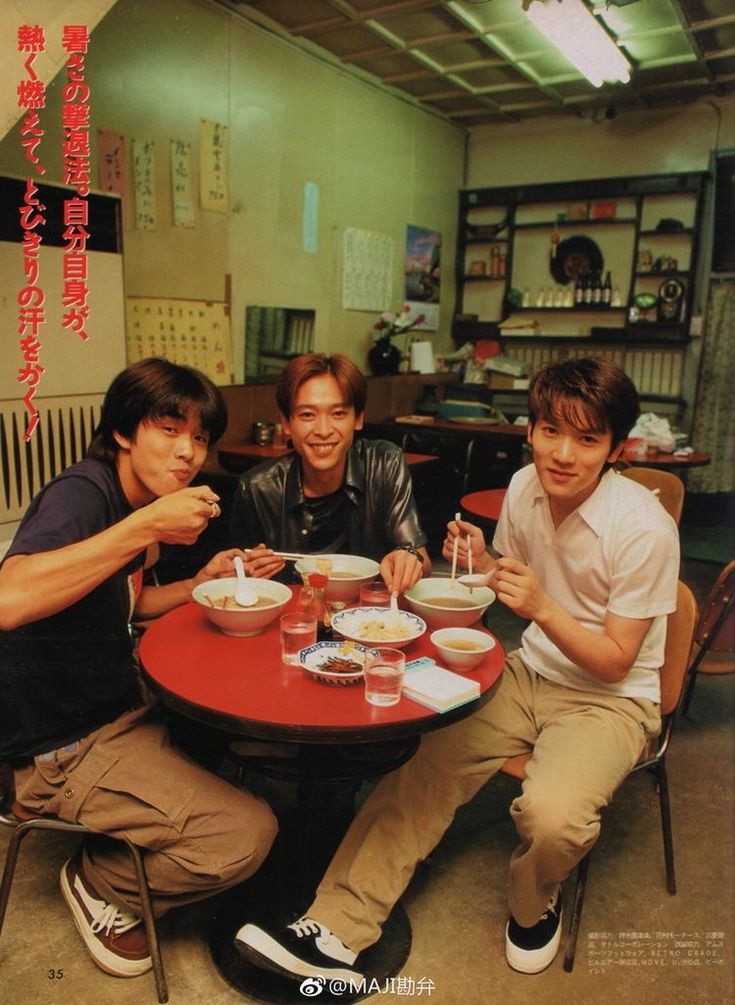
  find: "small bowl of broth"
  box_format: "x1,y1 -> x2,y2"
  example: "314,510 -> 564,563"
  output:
430,627 -> 495,672
404,577 -> 495,629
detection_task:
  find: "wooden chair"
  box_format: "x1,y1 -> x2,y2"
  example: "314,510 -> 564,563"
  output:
500,580 -> 698,971
620,466 -> 685,525
680,560 -> 735,716
0,794 -> 168,1002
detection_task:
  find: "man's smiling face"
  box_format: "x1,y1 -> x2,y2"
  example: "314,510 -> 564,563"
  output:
281,373 -> 363,494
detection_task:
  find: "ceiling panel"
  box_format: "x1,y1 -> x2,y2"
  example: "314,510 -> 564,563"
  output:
218,0 -> 735,124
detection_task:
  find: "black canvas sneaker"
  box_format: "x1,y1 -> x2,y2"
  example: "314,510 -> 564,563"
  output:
505,886 -> 563,974
234,915 -> 365,983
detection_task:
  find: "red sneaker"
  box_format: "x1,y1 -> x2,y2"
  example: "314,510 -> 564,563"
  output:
60,854 -> 152,977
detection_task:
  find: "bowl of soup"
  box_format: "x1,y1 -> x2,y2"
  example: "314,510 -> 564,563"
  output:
294,554 -> 380,603
403,577 -> 495,629
192,577 -> 293,636
430,627 -> 496,672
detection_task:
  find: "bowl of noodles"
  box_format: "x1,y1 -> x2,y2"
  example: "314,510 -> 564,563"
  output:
192,577 -> 292,637
404,577 -> 495,629
330,606 -> 426,650
294,555 -> 380,603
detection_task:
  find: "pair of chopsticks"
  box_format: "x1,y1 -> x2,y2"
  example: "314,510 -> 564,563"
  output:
244,549 -> 313,562
449,512 -> 473,582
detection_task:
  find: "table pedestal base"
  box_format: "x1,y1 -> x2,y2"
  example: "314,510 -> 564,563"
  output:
210,900 -> 411,1004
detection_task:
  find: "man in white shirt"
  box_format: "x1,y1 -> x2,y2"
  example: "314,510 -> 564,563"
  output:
234,357 -> 680,979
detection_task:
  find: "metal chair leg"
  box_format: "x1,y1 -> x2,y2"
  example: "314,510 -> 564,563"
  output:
124,839 -> 169,1003
563,851 -> 591,972
654,761 -> 676,895
0,825 -> 31,934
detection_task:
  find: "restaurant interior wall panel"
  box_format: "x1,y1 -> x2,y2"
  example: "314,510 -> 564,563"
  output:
0,0 -> 465,387
0,393 -> 104,539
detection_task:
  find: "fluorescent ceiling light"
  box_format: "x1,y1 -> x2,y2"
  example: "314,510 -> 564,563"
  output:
524,0 -> 632,87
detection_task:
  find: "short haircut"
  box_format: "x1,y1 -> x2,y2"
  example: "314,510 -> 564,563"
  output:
275,353 -> 367,419
87,357 -> 228,465
528,357 -> 639,449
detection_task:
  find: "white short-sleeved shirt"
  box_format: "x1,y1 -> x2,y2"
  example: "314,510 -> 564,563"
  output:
493,465 -> 680,702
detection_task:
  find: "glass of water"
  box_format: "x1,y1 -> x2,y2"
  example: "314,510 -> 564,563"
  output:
364,648 -> 405,707
280,613 -> 318,665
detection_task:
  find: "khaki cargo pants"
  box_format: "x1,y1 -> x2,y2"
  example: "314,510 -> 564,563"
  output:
14,705 -> 277,917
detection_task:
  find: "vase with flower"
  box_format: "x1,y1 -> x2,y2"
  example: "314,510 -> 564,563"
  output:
367,306 -> 427,376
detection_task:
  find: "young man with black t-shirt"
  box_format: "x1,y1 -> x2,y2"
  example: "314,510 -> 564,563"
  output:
0,358 -> 277,981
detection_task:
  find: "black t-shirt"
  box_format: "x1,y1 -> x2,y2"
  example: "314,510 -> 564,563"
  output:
302,488 -> 351,553
0,458 -> 145,764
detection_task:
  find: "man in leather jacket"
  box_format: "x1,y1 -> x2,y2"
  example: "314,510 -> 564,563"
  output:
229,353 -> 430,593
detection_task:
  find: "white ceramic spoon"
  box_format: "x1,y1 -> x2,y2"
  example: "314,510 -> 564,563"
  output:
457,572 -> 495,589
389,591 -> 402,631
233,556 -> 258,607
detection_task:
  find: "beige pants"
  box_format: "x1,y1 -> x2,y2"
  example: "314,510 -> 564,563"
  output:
14,705 -> 277,917
310,652 -> 660,952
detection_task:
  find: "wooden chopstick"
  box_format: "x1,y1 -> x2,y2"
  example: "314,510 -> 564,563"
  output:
244,550 -> 314,562
450,511 -> 460,581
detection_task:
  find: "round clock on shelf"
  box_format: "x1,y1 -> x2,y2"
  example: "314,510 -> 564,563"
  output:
657,278 -> 685,322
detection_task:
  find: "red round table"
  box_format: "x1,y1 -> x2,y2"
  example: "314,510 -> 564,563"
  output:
140,600 -> 503,1002
140,600 -> 503,742
460,488 -> 507,524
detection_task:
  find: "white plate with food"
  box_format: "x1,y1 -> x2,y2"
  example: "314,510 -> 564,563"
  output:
299,640 -> 376,687
330,606 -> 426,649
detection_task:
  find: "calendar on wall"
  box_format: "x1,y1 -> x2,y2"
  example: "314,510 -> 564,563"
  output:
125,297 -> 233,385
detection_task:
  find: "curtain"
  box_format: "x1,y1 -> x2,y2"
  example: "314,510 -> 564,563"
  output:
687,280 -> 735,492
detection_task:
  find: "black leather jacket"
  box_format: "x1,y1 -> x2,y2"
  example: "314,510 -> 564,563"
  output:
230,438 -> 427,562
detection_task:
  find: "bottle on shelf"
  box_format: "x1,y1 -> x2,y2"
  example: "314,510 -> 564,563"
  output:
583,274 -> 592,304
490,246 -> 500,278
591,272 -> 602,305
574,274 -> 584,306
602,271 -> 612,306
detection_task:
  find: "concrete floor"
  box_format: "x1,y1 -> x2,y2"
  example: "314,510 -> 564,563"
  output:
0,556 -> 732,1005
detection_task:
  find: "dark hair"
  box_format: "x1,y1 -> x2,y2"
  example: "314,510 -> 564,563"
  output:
528,357 -> 639,449
275,353 -> 367,419
87,357 -> 228,465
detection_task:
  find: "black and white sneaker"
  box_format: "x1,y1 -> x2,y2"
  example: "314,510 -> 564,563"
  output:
505,887 -> 563,974
234,915 -> 365,983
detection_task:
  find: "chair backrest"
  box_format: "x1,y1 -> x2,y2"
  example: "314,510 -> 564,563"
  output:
660,580 -> 698,715
620,467 -> 685,525
695,560 -> 735,654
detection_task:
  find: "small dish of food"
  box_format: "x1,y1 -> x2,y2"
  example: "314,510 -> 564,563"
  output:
430,627 -> 496,672
294,554 -> 380,603
300,640 -> 376,686
330,606 -> 426,650
192,577 -> 292,636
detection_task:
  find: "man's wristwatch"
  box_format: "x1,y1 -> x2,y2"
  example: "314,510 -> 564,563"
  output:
396,543 -> 424,564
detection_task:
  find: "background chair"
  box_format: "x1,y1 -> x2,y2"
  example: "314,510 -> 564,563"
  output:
500,579 -> 698,972
680,560 -> 735,716
0,794 -> 168,1003
620,466 -> 685,525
